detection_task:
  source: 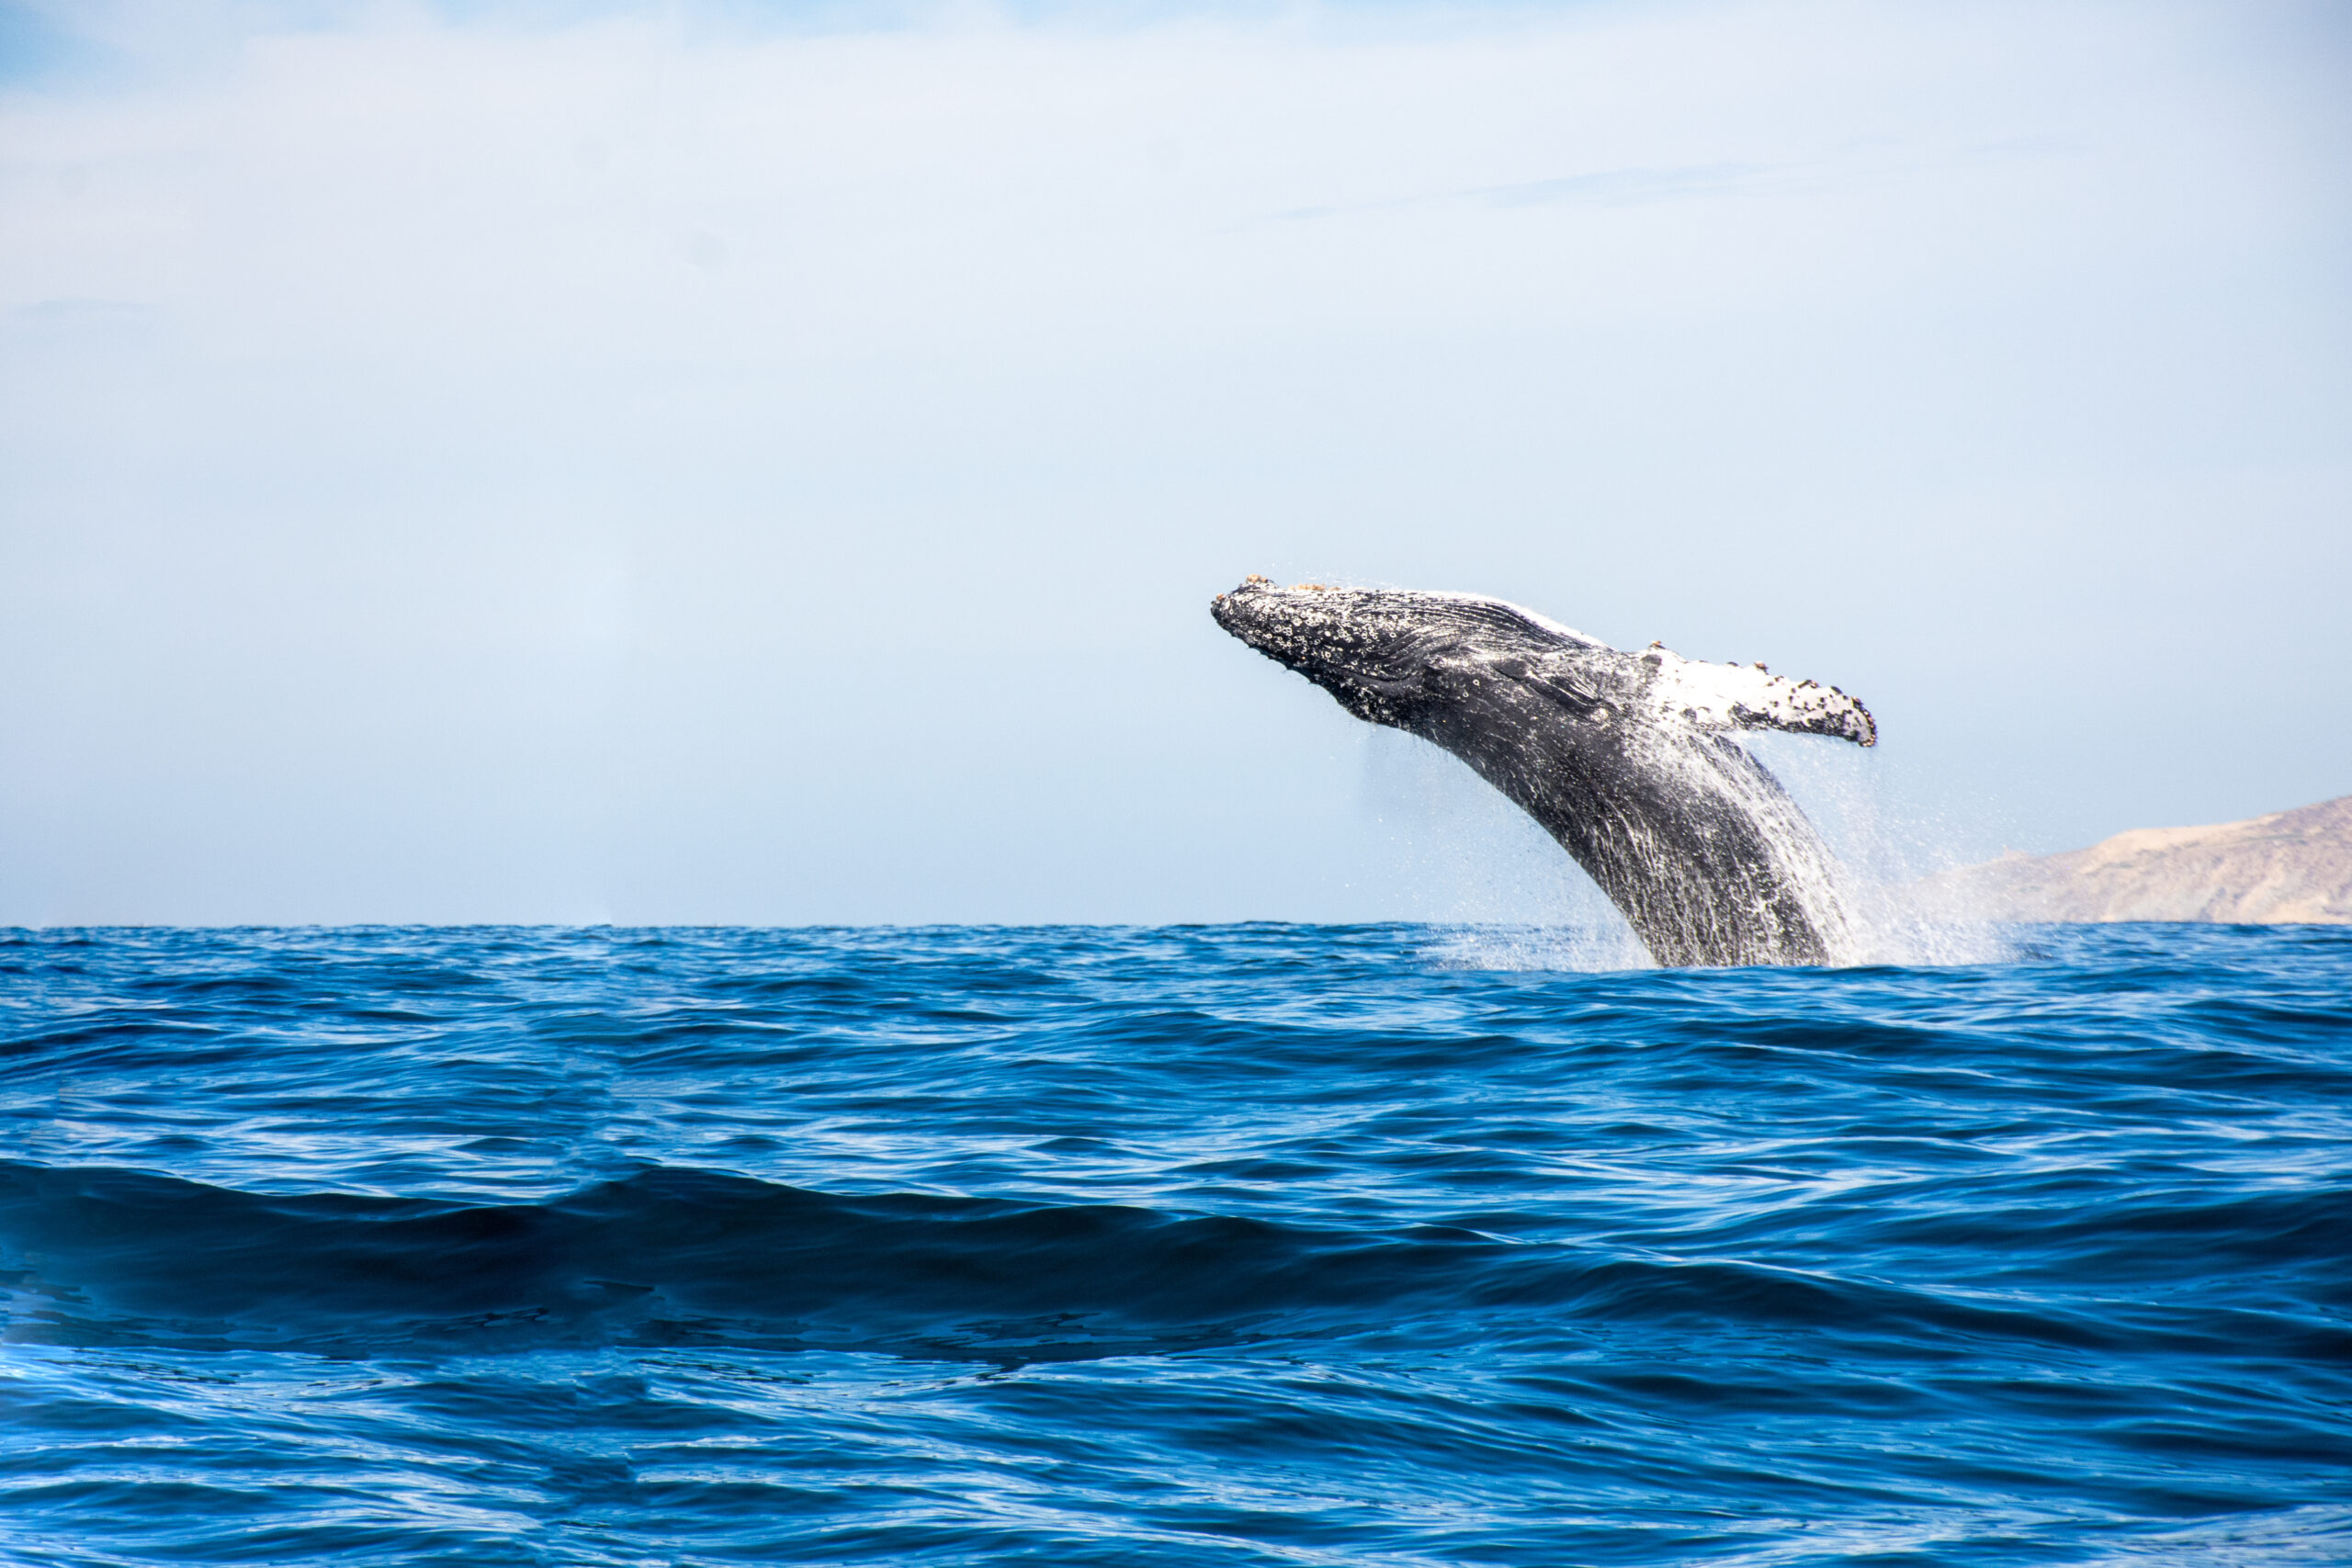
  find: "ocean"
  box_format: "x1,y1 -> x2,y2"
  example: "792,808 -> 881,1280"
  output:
2,923 -> 2346,1565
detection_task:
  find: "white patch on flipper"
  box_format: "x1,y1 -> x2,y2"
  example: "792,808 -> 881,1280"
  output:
1631,646 -> 1877,747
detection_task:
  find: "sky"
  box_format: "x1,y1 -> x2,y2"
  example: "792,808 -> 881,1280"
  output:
2,0 -> 2347,926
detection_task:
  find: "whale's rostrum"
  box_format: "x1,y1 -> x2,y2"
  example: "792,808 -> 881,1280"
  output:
1211,578 -> 1876,967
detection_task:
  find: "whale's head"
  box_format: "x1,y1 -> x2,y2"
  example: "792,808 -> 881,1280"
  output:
1210,578 -> 1599,728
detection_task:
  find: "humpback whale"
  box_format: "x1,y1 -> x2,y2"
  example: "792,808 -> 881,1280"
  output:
1211,578 -> 1876,967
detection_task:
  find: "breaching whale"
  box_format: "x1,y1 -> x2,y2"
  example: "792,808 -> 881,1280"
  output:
1211,578 -> 1876,967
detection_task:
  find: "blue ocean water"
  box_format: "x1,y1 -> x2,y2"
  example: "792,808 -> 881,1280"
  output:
1,924 -> 2346,1567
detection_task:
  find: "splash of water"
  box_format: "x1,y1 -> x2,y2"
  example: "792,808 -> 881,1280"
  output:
1375,726 -> 2017,972
1737,731 -> 2017,967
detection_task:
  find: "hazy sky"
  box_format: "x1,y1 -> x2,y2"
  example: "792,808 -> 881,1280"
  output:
3,0 -> 2347,925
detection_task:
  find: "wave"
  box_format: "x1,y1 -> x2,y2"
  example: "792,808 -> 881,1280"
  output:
7,1161 -> 2343,1368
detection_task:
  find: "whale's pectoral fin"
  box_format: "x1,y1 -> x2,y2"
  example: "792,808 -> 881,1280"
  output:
1727,681 -> 1878,747
1636,648 -> 1877,748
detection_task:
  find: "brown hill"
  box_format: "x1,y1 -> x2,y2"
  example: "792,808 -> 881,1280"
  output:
1924,795 -> 2352,924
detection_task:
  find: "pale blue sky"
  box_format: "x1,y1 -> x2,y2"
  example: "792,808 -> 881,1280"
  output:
3,0 -> 2346,924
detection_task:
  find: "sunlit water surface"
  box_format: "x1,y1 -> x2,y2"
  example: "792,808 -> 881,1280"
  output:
3,924 -> 2346,1566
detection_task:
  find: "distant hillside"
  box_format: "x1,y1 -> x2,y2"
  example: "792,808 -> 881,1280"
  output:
1924,795 -> 2352,925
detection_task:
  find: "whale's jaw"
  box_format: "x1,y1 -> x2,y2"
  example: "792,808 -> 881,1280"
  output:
1211,577 -> 1875,968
